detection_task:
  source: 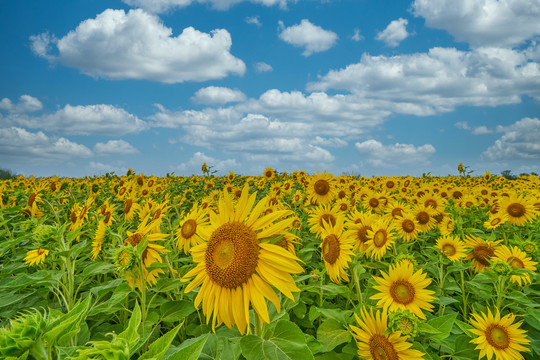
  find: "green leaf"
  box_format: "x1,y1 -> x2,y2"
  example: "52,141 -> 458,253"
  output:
139,324 -> 181,360
166,333 -> 209,360
117,302 -> 141,349
452,335 -> 478,358
426,313 -> 457,341
315,308 -> 353,326
80,261 -> 114,280
240,320 -> 314,360
454,319 -> 475,338
43,295 -> 92,347
160,300 -> 196,323
316,318 -> 352,352
434,296 -> 460,306
417,322 -> 441,335
0,293 -> 32,309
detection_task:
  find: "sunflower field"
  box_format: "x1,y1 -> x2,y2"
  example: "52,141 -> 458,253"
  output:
0,166 -> 539,360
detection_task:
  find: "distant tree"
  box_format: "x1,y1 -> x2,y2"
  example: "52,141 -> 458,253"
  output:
0,168 -> 17,180
500,170 -> 517,180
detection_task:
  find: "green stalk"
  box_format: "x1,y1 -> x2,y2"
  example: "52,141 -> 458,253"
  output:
460,270 -> 468,320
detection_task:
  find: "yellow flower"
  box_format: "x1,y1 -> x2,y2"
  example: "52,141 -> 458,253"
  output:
350,307 -> 425,360
436,235 -> 466,262
365,218 -> 397,261
464,236 -> 502,273
24,248 -> 49,266
370,261 -> 435,320
175,203 -> 209,254
307,170 -> 336,205
470,308 -> 530,360
318,217 -> 355,284
493,245 -> 537,286
182,185 -> 303,335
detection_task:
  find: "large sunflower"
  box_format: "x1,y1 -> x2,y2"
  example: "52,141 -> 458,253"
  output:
470,308 -> 530,360
497,195 -> 536,226
307,171 -> 336,205
318,217 -> 355,284
393,212 -> 420,243
493,245 -> 537,286
464,236 -> 502,273
365,218 -> 397,261
350,307 -> 425,360
182,185 -> 303,335
370,262 -> 435,320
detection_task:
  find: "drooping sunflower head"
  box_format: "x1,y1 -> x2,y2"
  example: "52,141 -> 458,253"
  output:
470,308 -> 530,360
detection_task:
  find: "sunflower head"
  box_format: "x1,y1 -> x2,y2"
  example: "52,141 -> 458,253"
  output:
388,309 -> 419,339
113,246 -> 138,272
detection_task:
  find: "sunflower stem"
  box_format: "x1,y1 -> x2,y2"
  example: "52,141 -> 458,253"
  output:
460,270 -> 468,320
254,314 -> 264,337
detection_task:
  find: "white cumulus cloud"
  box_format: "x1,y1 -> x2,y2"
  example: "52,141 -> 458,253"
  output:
94,140 -> 140,155
123,0 -> 289,12
376,18 -> 410,47
278,19 -> 338,56
355,140 -> 436,167
0,95 -> 43,113
254,62 -> 273,72
413,0 -> 540,47
31,9 -> 246,83
191,86 -> 247,105
483,117 -> 540,160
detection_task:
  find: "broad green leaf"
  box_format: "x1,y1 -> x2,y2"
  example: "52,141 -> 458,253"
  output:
315,308 -> 353,326
139,324 -> 181,360
454,319 -> 475,338
166,333 -> 209,360
316,318 -> 352,352
117,302 -> 141,349
240,320 -> 314,360
43,295 -> 92,346
80,261 -> 114,280
0,293 -> 32,309
452,335 -> 478,358
426,313 -> 457,341
160,300 -> 196,323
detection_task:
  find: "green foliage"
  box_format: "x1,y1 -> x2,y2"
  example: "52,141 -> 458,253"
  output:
0,168 -> 17,180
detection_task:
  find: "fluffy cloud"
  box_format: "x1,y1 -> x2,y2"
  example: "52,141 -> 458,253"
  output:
308,46 -> 540,115
0,95 -> 43,113
191,86 -> 247,105
483,117 -> 540,160
355,140 -> 436,167
254,62 -> 273,72
31,9 -> 245,83
0,127 -> 92,161
123,0 -> 289,12
94,140 -> 140,155
413,0 -> 540,47
5,104 -> 147,136
278,19 -> 338,56
245,16 -> 262,27
376,18 -> 410,47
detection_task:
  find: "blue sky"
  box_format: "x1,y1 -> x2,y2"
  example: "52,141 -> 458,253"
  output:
1,0 -> 539,178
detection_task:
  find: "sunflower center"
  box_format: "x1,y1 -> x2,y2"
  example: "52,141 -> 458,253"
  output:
70,210 -> 78,224
322,234 -> 340,264
490,218 -> 502,226
386,181 -> 395,189
486,325 -> 510,349
373,230 -> 388,248
357,226 -> 371,244
314,179 -> 330,196
369,198 -> 379,208
390,280 -> 415,304
391,208 -> 403,218
320,214 -> 337,227
508,256 -> 524,269
126,233 -> 143,247
442,244 -> 456,256
425,199 -> 437,209
205,222 -> 259,289
401,219 -> 415,233
124,199 -> 133,214
369,334 -> 398,360
398,317 -> 414,335
181,219 -> 197,238
416,211 -> 429,225
473,245 -> 494,266
28,193 -> 37,207
507,203 -> 525,218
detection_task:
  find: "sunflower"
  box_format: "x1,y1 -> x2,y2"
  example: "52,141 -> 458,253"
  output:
307,204 -> 341,236
365,218 -> 397,261
470,308 -> 530,360
175,203 -> 209,254
484,213 -> 508,230
262,167 -> 275,181
91,220 -> 107,261
493,245 -> 537,286
385,199 -> 409,220
418,193 -> 447,214
464,236 -> 502,273
498,195 -> 536,226
350,307 -> 425,360
24,248 -> 49,266
318,217 -> 355,284
307,171 -> 336,205
362,190 -> 387,214
436,236 -> 466,262
370,261 -> 435,320
123,215 -> 170,287
182,185 -> 304,335
123,192 -> 140,222
438,216 -> 455,236
393,212 -> 420,243
412,205 -> 438,233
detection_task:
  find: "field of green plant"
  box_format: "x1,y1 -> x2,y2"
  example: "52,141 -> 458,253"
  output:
0,166 -> 539,360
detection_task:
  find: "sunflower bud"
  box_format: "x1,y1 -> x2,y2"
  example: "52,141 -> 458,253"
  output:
0,310 -> 47,357
32,224 -> 56,246
490,260 -> 512,276
113,246 -> 138,272
388,309 -> 419,339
